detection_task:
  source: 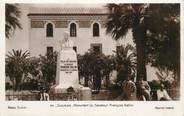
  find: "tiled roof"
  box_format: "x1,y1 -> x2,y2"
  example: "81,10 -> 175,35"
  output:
29,7 -> 109,15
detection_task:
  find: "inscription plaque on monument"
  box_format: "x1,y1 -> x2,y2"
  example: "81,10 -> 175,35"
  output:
60,60 -> 78,73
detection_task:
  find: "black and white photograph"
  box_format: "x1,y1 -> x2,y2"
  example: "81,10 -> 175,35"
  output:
5,3 -> 180,101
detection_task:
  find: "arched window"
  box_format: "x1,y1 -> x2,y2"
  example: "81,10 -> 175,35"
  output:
93,23 -> 100,37
70,23 -> 77,37
46,23 -> 53,37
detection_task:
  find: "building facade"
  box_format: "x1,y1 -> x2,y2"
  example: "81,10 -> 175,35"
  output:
27,6 -> 119,56
6,4 -> 134,56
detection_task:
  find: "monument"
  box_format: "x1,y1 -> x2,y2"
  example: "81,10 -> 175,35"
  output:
51,31 -> 91,100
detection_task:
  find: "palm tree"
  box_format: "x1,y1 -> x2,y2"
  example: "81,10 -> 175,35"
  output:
115,44 -> 136,82
106,4 -> 180,81
6,4 -> 22,38
106,4 -> 149,80
6,49 -> 30,90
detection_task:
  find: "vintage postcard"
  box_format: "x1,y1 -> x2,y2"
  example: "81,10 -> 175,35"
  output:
0,0 -> 184,116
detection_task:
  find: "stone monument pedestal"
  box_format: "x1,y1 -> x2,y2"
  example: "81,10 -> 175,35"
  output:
51,48 -> 81,93
51,32 -> 91,100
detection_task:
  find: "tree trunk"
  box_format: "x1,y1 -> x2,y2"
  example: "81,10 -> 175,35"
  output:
133,25 -> 147,81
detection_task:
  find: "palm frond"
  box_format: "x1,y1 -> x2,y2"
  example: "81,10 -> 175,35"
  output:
5,4 -> 22,38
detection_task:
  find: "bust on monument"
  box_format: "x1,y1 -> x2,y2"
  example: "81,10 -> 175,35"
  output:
60,31 -> 74,50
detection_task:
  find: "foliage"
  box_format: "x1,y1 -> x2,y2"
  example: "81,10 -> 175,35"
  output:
150,67 -> 176,100
106,4 -> 149,81
146,4 -> 180,72
20,79 -> 39,90
39,52 -> 57,84
6,4 -> 22,38
26,57 -> 41,77
6,50 -> 57,91
115,44 -> 136,82
78,44 -> 136,90
106,4 -> 180,81
78,49 -> 113,90
155,67 -> 175,88
105,44 -> 136,98
6,49 -> 30,90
